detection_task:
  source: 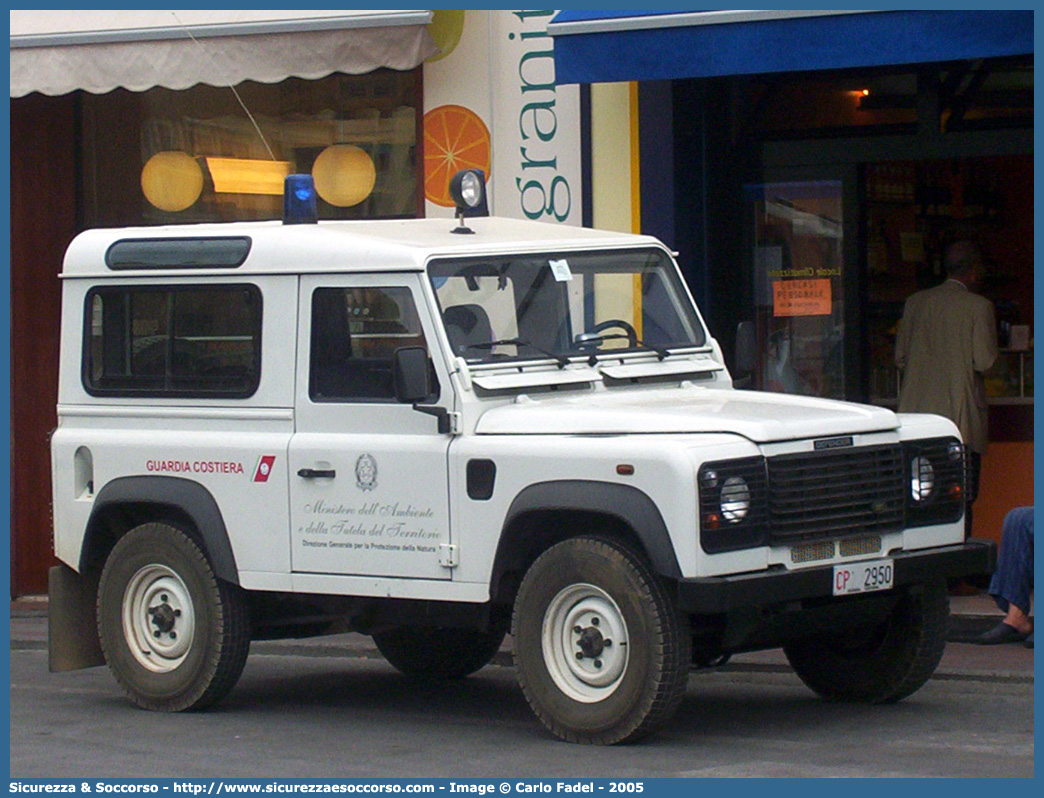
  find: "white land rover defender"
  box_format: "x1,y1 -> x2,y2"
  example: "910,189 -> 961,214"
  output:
50,171 -> 993,744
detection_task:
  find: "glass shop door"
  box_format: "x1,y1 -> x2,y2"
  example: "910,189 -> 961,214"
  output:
742,173 -> 860,401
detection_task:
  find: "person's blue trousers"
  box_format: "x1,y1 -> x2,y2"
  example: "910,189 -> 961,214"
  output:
989,506 -> 1034,615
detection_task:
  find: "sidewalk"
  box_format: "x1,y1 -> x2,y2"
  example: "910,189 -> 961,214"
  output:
11,591 -> 1033,681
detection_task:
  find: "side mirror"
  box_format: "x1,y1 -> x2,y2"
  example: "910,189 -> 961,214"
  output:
393,346 -> 432,403
734,321 -> 756,389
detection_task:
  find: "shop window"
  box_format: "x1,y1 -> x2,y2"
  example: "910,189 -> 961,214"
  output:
749,70 -> 917,138
748,57 -> 1032,139
938,57 -> 1033,132
864,155 -> 1034,406
84,285 -> 262,397
79,71 -> 420,227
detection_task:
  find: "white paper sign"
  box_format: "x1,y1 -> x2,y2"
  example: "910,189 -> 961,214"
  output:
549,259 -> 573,282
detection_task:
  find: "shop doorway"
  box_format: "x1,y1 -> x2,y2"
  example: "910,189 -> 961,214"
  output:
863,155 -> 1034,408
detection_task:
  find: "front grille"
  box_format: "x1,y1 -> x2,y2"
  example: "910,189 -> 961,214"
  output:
767,445 -> 905,543
791,541 -> 836,563
839,535 -> 883,557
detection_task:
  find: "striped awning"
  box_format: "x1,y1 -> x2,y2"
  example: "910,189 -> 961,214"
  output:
10,10 -> 438,97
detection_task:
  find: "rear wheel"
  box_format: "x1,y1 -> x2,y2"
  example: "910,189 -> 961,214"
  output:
512,537 -> 690,745
97,522 -> 251,711
783,580 -> 949,703
373,625 -> 506,679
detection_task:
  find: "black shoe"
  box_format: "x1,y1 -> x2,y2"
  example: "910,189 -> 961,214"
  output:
1025,632 -> 1034,650
974,622 -> 1029,645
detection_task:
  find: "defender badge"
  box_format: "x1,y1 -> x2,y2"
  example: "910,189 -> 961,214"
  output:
814,436 -> 853,450
355,453 -> 378,492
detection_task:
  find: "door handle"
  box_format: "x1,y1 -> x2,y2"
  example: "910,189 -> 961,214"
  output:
298,468 -> 336,479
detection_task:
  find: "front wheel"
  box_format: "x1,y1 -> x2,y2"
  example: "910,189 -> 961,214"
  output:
97,522 -> 251,711
512,537 -> 691,745
783,579 -> 949,704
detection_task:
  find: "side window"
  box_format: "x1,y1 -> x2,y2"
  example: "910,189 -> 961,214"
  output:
309,286 -> 438,402
84,284 -> 261,397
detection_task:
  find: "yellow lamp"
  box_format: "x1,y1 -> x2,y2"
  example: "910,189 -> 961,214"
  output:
141,151 -> 204,212
312,145 -> 376,208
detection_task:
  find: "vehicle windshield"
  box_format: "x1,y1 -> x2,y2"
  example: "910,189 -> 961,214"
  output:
428,248 -> 706,365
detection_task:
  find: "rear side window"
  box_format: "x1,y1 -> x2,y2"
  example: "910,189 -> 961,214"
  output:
83,284 -> 262,398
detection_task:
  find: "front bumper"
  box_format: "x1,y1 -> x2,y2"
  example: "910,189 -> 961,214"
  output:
677,538 -> 995,614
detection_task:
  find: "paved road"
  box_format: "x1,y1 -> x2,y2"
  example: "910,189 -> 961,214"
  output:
9,646 -> 1034,779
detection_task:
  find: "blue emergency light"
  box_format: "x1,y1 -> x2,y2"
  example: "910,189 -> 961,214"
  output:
283,174 -> 318,225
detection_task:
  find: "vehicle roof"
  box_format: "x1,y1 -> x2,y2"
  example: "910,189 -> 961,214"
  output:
61,216 -> 662,277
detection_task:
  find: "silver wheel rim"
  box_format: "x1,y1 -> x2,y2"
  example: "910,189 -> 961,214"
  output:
121,564 -> 196,673
541,583 -> 629,703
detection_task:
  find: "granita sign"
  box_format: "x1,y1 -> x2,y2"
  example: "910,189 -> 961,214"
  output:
491,10 -> 582,226
502,10 -> 575,223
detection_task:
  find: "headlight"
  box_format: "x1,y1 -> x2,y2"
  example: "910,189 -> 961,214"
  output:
903,437 -> 965,527
698,457 -> 767,553
720,476 -> 750,522
910,455 -> 935,502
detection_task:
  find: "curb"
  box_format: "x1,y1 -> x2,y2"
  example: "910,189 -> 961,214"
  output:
9,605 -> 1005,646
15,640 -> 1029,685
15,617 -> 1030,685
9,616 -> 1002,649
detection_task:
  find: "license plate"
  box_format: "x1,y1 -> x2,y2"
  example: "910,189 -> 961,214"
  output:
833,558 -> 894,596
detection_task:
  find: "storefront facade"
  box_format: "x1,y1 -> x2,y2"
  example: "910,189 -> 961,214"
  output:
10,11 -> 435,597
550,10 -> 1034,542
9,10 -> 1032,595
9,10 -> 583,597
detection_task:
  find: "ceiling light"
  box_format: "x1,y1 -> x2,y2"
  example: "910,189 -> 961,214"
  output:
206,157 -> 291,196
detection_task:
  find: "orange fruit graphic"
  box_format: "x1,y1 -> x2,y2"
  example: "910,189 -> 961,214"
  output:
423,104 -> 491,207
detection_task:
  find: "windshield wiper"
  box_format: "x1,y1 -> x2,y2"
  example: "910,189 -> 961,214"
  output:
575,333 -> 671,362
465,338 -> 571,369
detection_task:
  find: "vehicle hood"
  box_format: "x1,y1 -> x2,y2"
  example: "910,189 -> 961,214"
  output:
474,386 -> 899,443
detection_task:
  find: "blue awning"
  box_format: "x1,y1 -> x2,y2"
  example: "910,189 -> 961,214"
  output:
549,10 -> 1034,85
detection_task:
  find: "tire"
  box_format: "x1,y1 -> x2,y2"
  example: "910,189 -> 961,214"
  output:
373,625 -> 506,679
783,579 -> 949,704
512,537 -> 691,745
97,522 -> 251,711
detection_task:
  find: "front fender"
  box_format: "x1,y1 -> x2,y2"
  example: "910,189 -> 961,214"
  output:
492,480 -> 682,590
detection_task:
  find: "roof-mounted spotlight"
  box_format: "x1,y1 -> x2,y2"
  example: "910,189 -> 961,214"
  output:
283,174 -> 318,225
448,169 -> 488,234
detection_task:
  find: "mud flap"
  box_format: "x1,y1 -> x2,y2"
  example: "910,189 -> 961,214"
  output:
48,564 -> 105,672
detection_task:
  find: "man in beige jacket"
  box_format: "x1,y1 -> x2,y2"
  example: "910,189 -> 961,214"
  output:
895,240 -> 998,538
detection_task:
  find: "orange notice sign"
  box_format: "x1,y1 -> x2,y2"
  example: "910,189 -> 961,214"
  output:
773,279 -> 832,317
